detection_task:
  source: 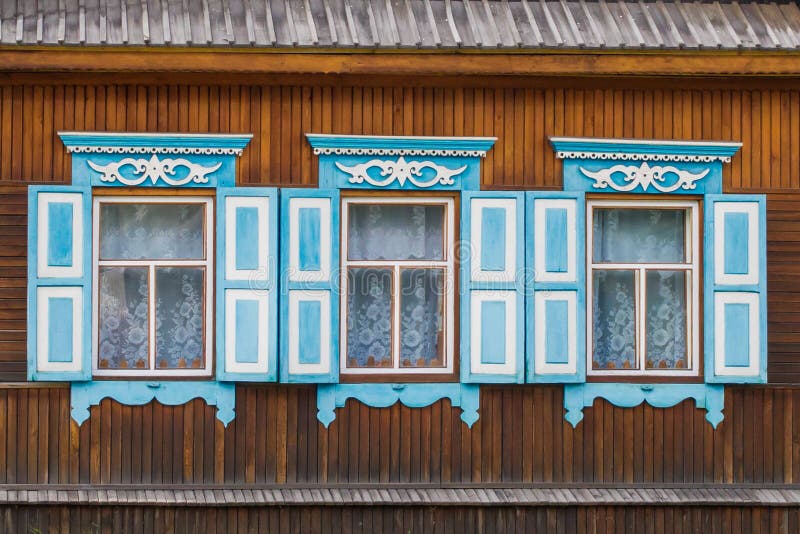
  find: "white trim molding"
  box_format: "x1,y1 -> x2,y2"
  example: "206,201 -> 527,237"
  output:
224,289 -> 270,375
714,292 -> 760,377
534,290 -> 578,375
70,146 -> 245,156
225,196 -> 269,282
288,197 -> 332,283
37,286 -> 83,373
469,197 -> 517,284
37,192 -> 83,279
287,290 -> 331,375
469,290 -> 517,376
534,197 -> 577,283
714,201 -> 759,286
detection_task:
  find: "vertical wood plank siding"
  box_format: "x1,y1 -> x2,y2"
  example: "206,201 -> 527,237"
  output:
0,79 -> 798,382
0,384 -> 797,485
2,504 -> 800,534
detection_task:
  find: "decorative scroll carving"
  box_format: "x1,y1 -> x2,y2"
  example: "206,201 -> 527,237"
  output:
316,383 -> 480,428
579,162 -> 710,193
87,154 -> 222,186
70,381 -> 236,426
563,383 -> 725,429
334,157 -> 467,188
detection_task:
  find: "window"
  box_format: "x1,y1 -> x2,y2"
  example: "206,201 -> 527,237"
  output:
587,199 -> 699,376
341,197 -> 455,375
92,196 -> 213,377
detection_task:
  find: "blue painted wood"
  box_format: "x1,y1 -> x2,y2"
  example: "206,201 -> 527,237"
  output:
316,383 -> 480,428
544,300 -> 569,365
27,185 -> 92,381
549,137 -> 742,161
306,134 -> 496,155
308,135 -> 496,191
48,297 -> 74,363
298,300 -> 322,365
563,383 -> 726,429
47,202 -> 73,267
58,132 -> 252,152
216,187 -> 279,382
61,133 -> 251,189
724,303 -> 751,368
562,158 -> 724,195
280,188 -> 340,384
704,194 -> 767,384
480,207 -> 506,272
480,300 -> 506,364
460,191 -> 525,384
526,191 -> 586,383
234,299 -> 260,364
298,207 -> 322,271
544,208 -> 568,273
235,206 -> 260,271
70,381 -> 236,426
723,212 -> 749,275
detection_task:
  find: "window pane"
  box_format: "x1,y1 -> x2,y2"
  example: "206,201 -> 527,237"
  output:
347,204 -> 444,261
645,270 -> 688,369
155,267 -> 205,369
346,268 -> 393,368
593,208 -> 686,263
98,266 -> 149,370
400,268 -> 445,368
592,270 -> 637,370
99,203 -> 205,260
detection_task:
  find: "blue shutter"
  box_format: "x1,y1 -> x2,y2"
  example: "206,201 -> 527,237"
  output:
27,185 -> 92,381
460,191 -> 524,383
526,191 -> 586,383
216,187 -> 278,381
704,195 -> 767,383
279,189 -> 340,383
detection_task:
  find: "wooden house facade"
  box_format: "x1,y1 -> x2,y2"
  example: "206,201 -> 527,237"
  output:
2,0 -> 800,531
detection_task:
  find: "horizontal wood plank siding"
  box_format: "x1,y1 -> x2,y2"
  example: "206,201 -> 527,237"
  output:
0,77 -> 798,382
0,384 -> 796,486
4,504 -> 799,534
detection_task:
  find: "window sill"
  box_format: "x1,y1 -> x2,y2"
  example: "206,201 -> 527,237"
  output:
70,381 -> 236,426
563,383 -> 725,429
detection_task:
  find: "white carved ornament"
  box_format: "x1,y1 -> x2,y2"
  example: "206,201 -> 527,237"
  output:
87,154 -> 222,186
556,151 -> 731,163
579,162 -> 710,193
335,157 -> 467,188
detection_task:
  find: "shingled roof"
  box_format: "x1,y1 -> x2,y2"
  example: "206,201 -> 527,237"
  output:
0,0 -> 798,51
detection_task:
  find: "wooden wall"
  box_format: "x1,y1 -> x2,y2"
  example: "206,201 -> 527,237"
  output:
0,384 -> 798,486
4,503 -> 799,534
0,75 -> 798,382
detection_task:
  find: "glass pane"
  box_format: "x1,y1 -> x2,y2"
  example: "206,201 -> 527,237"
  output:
593,208 -> 686,263
99,203 -> 205,260
645,270 -> 689,369
98,266 -> 149,370
400,268 -> 445,368
155,267 -> 205,370
346,268 -> 393,368
592,270 -> 637,370
347,204 -> 445,261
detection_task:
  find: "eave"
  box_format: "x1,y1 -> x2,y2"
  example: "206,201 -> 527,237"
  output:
2,48 -> 800,77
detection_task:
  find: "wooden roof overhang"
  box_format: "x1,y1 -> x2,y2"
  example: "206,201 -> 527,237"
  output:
2,47 -> 800,77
